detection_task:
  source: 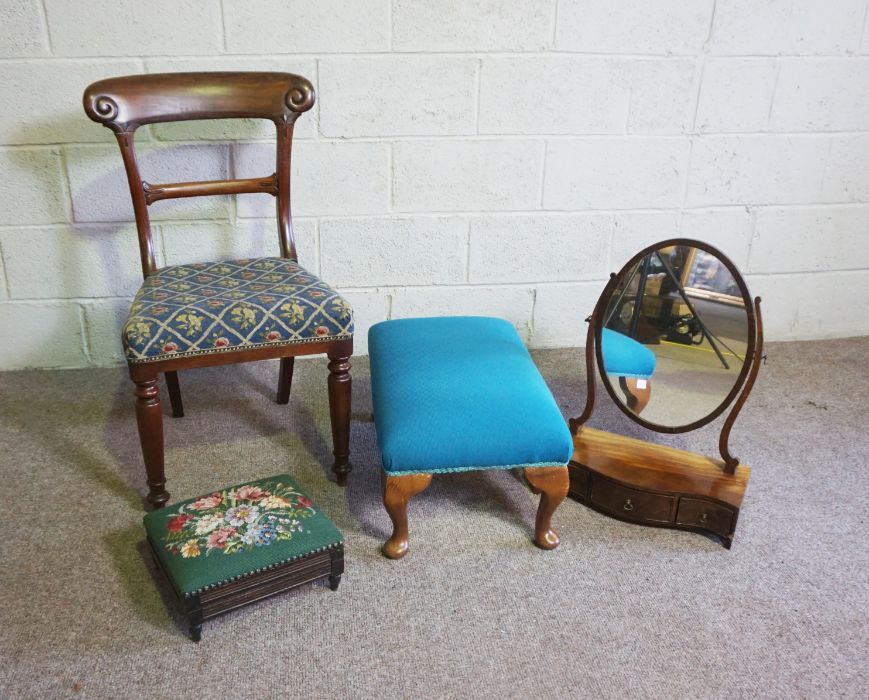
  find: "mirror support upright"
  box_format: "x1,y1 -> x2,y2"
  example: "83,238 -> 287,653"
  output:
719,297 -> 764,474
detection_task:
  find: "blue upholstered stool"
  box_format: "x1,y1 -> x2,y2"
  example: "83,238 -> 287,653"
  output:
368,316 -> 573,558
601,328 -> 656,414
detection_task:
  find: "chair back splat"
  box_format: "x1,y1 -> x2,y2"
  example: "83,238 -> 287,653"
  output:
83,72 -> 315,276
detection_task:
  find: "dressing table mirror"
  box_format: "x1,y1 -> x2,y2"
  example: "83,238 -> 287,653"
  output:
568,239 -> 764,548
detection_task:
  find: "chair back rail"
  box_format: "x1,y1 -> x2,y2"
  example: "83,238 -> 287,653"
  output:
82,72 -> 315,277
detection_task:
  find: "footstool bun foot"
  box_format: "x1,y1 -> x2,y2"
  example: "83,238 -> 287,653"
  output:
382,473 -> 432,559
524,466 -> 569,551
187,603 -> 203,642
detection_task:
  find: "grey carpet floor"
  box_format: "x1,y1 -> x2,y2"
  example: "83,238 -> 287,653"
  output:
0,339 -> 867,699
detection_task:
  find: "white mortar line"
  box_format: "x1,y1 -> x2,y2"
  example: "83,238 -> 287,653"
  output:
9,129 -> 869,152
154,223 -> 168,268
312,218 -> 321,276
313,58 -> 322,140
745,207 -> 759,272
35,200 -> 866,231
3,264 -> 868,306
387,143 -> 394,212
606,213 -> 616,273
57,146 -> 76,224
765,59 -> 782,130
818,134 -> 838,201
387,0 -> 393,51
679,136 -> 695,222
464,219 -> 471,283
861,1 -> 869,49
688,25 -> 710,135
528,286 -> 538,342
76,303 -> 90,364
473,58 -> 483,134
218,0 -> 228,53
0,240 -> 11,299
551,0 -> 560,48
6,50 -> 868,61
38,0 -> 53,53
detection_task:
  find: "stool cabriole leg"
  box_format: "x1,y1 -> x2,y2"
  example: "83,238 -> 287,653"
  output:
134,376 -> 169,509
524,466 -> 569,550
327,351 -> 352,485
382,473 -> 432,559
618,376 -> 651,415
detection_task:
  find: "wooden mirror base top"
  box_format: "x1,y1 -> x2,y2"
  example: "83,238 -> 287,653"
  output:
381,466 -> 569,559
568,428 -> 749,548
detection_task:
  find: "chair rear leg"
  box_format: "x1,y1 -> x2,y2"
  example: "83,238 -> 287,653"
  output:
164,371 -> 184,418
276,357 -> 294,404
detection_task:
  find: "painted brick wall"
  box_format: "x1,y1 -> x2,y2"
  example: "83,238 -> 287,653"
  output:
1,0 -> 868,369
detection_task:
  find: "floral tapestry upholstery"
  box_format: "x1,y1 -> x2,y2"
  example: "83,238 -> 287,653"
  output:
143,474 -> 343,596
123,257 -> 353,363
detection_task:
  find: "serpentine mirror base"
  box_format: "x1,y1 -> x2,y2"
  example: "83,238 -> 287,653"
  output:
567,428 -> 750,548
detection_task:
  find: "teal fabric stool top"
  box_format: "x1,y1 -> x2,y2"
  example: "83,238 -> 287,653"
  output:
600,327 -> 657,414
368,316 -> 573,558
601,328 -> 656,379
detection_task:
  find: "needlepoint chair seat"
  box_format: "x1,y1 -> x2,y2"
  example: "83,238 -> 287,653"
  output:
368,316 -> 572,558
144,474 -> 344,641
125,257 -> 353,363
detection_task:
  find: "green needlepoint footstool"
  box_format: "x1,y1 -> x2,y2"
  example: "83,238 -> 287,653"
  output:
143,474 -> 344,642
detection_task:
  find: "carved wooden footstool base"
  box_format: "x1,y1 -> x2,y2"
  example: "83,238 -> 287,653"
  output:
143,474 -> 344,640
368,317 -> 574,559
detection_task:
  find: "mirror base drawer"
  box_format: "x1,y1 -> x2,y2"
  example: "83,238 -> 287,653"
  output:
588,476 -> 676,524
567,462 -> 590,500
676,498 -> 735,539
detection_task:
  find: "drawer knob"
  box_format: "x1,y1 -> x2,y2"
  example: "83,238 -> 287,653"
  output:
623,498 -> 634,512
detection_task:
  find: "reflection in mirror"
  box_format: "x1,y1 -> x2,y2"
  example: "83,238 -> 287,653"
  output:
601,244 -> 749,428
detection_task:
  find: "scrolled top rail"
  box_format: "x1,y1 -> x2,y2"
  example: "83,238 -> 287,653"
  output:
83,72 -> 316,133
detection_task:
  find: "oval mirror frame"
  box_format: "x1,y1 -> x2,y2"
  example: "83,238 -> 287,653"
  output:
593,238 -> 757,434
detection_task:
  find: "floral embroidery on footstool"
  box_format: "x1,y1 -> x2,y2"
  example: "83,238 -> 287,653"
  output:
161,481 -> 315,558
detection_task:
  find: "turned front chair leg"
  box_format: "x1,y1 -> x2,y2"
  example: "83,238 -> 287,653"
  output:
524,466 -> 569,550
382,473 -> 432,559
276,357 -> 294,404
164,371 -> 184,418
327,351 -> 352,485
134,377 -> 169,509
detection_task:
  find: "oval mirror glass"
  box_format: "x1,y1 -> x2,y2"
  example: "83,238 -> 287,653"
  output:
596,241 -> 753,431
